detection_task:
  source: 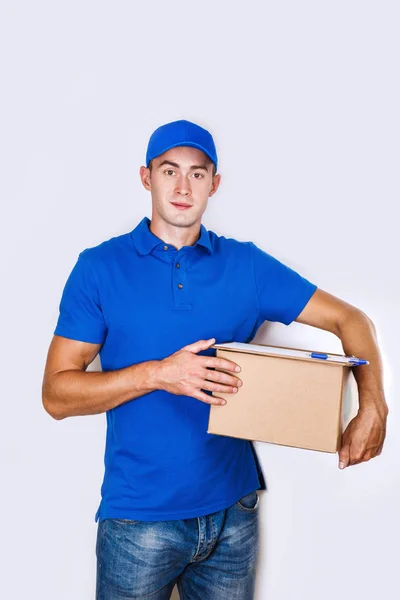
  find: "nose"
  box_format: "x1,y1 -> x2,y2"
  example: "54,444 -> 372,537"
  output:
175,175 -> 191,197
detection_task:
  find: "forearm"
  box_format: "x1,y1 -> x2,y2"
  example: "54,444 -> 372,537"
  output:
337,310 -> 388,415
43,360 -> 162,420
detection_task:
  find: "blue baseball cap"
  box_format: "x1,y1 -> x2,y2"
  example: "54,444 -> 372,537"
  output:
145,119 -> 218,173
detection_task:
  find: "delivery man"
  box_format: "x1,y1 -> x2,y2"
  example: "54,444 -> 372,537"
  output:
42,119 -> 388,599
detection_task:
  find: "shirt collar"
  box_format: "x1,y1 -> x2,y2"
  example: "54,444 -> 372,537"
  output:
131,216 -> 213,256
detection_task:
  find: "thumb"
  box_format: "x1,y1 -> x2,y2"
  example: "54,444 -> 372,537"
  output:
183,337 -> 216,354
338,441 -> 350,470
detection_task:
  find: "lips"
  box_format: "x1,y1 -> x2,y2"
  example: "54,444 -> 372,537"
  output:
171,202 -> 192,210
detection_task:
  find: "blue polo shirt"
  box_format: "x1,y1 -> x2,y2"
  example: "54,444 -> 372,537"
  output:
53,216 -> 317,522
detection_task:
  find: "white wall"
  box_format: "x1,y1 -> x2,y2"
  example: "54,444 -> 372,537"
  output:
1,2 -> 399,598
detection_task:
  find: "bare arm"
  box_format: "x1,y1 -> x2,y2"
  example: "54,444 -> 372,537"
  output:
295,288 -> 388,468
42,335 -> 161,420
295,288 -> 388,415
42,336 -> 243,421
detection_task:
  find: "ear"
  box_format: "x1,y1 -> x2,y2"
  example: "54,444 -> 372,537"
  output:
209,173 -> 221,197
139,166 -> 151,191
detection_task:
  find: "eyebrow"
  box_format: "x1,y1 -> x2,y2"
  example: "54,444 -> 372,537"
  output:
157,160 -> 209,172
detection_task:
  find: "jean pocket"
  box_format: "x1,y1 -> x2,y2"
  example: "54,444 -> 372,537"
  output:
109,518 -> 140,524
235,489 -> 259,512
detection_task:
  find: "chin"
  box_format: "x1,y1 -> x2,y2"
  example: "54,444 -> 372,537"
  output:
173,218 -> 199,228
156,205 -> 203,228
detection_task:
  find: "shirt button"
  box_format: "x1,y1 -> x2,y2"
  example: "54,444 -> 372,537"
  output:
163,245 -> 168,251
177,283 -> 183,289
176,263 -> 180,268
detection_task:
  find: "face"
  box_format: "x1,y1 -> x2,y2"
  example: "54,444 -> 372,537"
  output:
139,145 -> 221,230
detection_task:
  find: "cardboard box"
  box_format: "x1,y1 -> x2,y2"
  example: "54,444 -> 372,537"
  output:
207,342 -> 366,453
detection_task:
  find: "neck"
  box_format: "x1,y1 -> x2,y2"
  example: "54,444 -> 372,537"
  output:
149,215 -> 201,251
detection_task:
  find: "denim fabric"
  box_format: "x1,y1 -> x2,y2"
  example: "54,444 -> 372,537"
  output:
95,490 -> 260,599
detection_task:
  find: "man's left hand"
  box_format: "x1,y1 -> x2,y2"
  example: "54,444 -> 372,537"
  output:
338,401 -> 388,469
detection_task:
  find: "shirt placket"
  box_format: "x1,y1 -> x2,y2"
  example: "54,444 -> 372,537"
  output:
171,247 -> 193,311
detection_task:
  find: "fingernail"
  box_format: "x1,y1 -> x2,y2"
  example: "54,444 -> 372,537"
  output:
235,366 -> 241,372
221,400 -> 226,405
339,462 -> 345,469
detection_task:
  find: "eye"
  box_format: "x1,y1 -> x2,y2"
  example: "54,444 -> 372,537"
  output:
192,172 -> 204,179
164,169 -> 175,175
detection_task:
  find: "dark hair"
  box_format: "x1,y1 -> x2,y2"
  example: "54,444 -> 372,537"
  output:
148,158 -> 216,177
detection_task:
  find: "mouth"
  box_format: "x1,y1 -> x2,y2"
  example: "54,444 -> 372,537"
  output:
170,202 -> 192,210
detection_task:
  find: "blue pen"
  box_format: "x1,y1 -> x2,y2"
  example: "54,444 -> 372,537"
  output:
212,342 -> 369,366
348,358 -> 368,366
309,352 -> 368,366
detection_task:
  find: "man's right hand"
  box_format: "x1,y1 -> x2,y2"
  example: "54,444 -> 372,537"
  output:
155,338 -> 243,405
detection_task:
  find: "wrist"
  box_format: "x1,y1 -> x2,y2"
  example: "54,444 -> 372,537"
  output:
144,360 -> 165,392
358,391 -> 389,418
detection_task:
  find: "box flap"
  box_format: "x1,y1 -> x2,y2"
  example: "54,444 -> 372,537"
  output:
212,341 -> 368,367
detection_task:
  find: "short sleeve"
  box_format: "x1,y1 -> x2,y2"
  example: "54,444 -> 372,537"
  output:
250,241 -> 318,326
53,252 -> 107,344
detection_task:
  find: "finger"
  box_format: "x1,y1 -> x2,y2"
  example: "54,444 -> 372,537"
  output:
362,447 -> 382,462
201,379 -> 239,395
203,356 -> 241,374
203,368 -> 242,388
350,454 -> 370,466
193,389 -> 227,405
348,455 -> 365,466
348,448 -> 372,466
183,338 -> 216,354
361,449 -> 375,462
349,441 -> 382,466
338,441 -> 351,469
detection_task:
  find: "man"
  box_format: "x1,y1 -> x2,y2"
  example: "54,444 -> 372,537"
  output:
42,119 -> 388,599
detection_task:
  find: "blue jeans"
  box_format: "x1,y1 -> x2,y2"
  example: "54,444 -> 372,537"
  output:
96,489 -> 260,599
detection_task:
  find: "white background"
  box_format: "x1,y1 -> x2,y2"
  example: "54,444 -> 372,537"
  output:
1,1 -> 399,598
